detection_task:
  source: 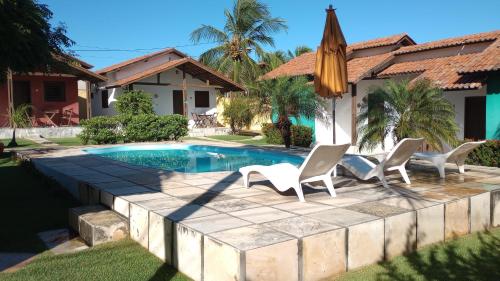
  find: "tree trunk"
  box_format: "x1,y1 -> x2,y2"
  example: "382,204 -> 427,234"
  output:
8,126 -> 17,147
277,116 -> 292,149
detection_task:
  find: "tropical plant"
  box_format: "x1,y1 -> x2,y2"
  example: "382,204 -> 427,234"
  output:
222,96 -> 255,134
357,79 -> 459,152
8,104 -> 32,147
115,90 -> 154,115
252,76 -> 323,148
0,0 -> 74,80
190,0 -> 287,84
286,45 -> 313,59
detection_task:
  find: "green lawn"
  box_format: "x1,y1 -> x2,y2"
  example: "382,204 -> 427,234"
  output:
0,138 -> 40,149
47,137 -> 83,146
1,153 -> 499,281
206,134 -> 268,146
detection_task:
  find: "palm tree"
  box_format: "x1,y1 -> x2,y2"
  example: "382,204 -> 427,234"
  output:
286,45 -> 313,59
252,76 -> 324,148
357,79 -> 459,152
190,0 -> 287,84
8,104 -> 32,147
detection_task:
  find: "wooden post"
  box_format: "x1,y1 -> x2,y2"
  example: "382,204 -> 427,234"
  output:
182,69 -> 188,117
6,68 -> 14,127
351,84 -> 357,144
86,81 -> 92,119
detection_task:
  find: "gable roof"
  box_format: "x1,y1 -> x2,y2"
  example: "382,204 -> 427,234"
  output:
347,33 -> 415,52
106,57 -> 245,92
95,48 -> 187,74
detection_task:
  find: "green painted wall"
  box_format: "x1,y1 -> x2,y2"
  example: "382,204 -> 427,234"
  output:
486,74 -> 500,140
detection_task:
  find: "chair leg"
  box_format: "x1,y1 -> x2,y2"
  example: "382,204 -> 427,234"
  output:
333,165 -> 337,178
240,170 -> 251,188
456,159 -> 465,174
379,174 -> 389,188
293,184 -> 306,202
437,164 -> 446,178
398,167 -> 411,185
323,176 -> 336,197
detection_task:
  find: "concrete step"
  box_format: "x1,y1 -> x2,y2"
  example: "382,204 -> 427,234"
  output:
69,205 -> 129,246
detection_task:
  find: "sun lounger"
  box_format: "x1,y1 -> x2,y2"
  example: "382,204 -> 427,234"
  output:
413,141 -> 485,178
239,143 -> 351,202
340,138 -> 424,188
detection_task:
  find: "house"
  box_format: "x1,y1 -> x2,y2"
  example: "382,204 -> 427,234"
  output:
0,54 -> 106,127
263,30 -> 500,150
93,48 -> 245,127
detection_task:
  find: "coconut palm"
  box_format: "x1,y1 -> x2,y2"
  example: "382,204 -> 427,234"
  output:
286,45 -> 313,59
190,0 -> 287,84
252,76 -> 324,148
8,104 -> 32,147
357,79 -> 459,152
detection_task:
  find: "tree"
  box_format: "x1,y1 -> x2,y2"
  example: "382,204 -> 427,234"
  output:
286,45 -> 313,59
115,90 -> 154,115
222,96 -> 254,134
357,79 -> 459,152
253,76 -> 324,148
8,104 -> 32,147
0,0 -> 74,78
190,0 -> 287,84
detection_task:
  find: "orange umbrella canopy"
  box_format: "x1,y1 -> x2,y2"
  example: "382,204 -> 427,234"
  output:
314,6 -> 348,98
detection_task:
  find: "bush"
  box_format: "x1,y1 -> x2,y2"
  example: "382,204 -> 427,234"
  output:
79,116 -> 121,144
465,140 -> 500,167
124,114 -> 188,142
222,96 -> 254,134
115,90 -> 154,115
262,123 -> 313,147
291,125 -> 313,147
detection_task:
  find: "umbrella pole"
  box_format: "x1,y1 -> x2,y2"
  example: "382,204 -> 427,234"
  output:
332,98 -> 336,144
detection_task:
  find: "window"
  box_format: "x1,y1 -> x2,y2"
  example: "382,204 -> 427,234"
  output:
44,82 -> 65,102
195,91 -> 209,107
101,90 -> 109,108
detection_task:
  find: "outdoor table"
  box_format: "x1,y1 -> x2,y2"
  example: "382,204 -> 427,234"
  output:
43,109 -> 59,127
197,114 -> 216,127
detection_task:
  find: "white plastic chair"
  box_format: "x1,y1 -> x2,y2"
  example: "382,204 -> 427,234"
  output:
340,138 -> 424,188
413,141 -> 485,178
239,143 -> 351,202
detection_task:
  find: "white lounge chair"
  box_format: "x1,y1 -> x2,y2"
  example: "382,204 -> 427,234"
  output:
413,141 -> 485,178
239,143 -> 351,202
340,138 -> 424,188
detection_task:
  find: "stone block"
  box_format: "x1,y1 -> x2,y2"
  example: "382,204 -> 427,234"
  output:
113,192 -> 168,217
78,182 -> 90,204
492,190 -> 500,227
79,210 -> 128,246
445,198 -> 470,240
346,219 -> 384,270
68,205 -> 106,232
384,211 -> 417,259
416,204 -> 445,248
129,203 -> 149,248
470,192 -> 491,232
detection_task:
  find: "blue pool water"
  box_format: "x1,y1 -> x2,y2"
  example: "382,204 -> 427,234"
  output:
84,144 -> 304,173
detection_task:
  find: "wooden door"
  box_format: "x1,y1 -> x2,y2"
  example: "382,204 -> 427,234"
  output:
464,96 -> 486,140
172,90 -> 184,115
13,81 -> 31,108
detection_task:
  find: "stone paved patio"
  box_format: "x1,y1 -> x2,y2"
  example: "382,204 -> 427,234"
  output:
18,140 -> 500,281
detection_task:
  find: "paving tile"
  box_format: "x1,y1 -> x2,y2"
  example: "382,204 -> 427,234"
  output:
134,197 -> 187,211
472,176 -> 500,184
154,204 -> 220,222
412,190 -> 459,203
312,196 -> 365,207
345,201 -> 410,218
470,192 -> 491,232
307,208 -> 380,227
90,180 -> 137,190
263,216 -> 341,238
445,198 -> 470,240
113,192 -> 169,217
100,186 -> 152,209
377,196 -> 441,210
273,201 -> 334,215
231,206 -> 295,224
144,181 -> 192,191
196,182 -> 245,192
181,213 -> 252,234
163,186 -> 207,197
433,187 -> 487,198
205,198 -> 261,213
219,188 -> 268,198
454,182 -> 500,191
182,178 -> 219,186
244,193 -> 297,205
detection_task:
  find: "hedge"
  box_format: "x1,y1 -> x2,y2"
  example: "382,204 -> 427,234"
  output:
79,114 -> 188,145
465,140 -> 499,167
262,123 -> 313,147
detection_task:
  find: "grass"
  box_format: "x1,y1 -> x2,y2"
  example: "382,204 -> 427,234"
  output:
1,153 -> 499,281
206,134 -> 268,146
47,137 -> 83,146
1,138 -> 40,149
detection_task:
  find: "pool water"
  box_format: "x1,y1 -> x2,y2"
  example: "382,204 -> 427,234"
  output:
84,144 -> 304,173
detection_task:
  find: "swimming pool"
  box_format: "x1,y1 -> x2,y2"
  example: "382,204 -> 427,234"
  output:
84,144 -> 304,173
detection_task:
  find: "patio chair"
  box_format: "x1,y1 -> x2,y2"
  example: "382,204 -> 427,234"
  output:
413,141 -> 485,178
239,143 -> 350,202
191,113 -> 204,128
61,108 -> 74,126
339,138 -> 424,188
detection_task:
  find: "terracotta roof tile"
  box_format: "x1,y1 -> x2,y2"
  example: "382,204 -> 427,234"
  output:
459,38 -> 500,73
378,54 -> 484,90
394,30 -> 500,55
96,48 -> 187,74
347,33 -> 414,52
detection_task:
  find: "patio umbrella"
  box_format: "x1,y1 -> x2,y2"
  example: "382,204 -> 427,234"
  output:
314,5 -> 348,143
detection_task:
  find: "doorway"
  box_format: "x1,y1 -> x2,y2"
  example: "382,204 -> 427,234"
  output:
464,96 -> 486,140
13,81 -> 31,108
173,90 -> 184,115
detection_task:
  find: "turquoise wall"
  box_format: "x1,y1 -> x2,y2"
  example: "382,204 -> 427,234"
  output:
486,74 -> 500,140
272,113 -> 316,142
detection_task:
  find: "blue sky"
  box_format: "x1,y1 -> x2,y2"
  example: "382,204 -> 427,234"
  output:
43,0 -> 500,70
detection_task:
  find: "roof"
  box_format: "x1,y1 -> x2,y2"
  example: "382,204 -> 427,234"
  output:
394,30 -> 500,55
459,38 -> 500,73
347,33 -> 415,52
378,54 -> 484,90
52,54 -> 107,82
96,48 -> 187,74
106,57 -> 245,92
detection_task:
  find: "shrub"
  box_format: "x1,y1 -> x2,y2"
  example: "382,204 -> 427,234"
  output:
291,125 -> 313,147
262,123 -> 283,145
124,114 -> 188,142
79,116 -> 121,144
115,90 -> 154,115
222,96 -> 254,134
465,140 -> 500,167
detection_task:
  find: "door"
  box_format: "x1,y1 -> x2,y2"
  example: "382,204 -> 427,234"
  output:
464,96 -> 486,140
13,81 -> 31,108
172,90 -> 184,115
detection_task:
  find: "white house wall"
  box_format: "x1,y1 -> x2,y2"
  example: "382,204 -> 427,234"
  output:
443,87 -> 486,140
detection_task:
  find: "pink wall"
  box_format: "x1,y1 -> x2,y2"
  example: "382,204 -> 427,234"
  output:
0,75 -> 79,127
